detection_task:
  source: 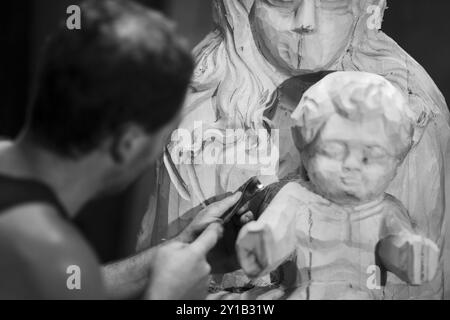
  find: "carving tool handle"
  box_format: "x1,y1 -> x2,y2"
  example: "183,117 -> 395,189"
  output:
220,177 -> 265,224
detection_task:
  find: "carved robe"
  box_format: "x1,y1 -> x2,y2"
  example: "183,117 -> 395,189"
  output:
236,178 -> 441,300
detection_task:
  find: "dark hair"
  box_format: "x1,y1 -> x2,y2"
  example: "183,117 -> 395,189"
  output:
27,0 -> 194,157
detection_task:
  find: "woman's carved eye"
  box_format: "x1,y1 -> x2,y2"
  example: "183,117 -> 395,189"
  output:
266,0 -> 296,8
318,0 -> 351,12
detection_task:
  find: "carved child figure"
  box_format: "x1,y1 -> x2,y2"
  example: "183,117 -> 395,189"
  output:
236,72 -> 440,300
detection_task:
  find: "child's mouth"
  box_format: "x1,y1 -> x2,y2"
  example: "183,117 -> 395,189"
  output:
341,176 -> 361,186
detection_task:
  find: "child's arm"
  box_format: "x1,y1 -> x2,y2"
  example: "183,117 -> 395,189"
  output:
236,182 -> 304,279
377,197 -> 439,285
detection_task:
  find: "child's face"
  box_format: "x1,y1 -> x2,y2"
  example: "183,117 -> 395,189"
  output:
304,114 -> 400,206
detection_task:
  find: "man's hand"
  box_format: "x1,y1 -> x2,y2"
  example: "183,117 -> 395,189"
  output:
145,223 -> 223,300
177,192 -> 254,244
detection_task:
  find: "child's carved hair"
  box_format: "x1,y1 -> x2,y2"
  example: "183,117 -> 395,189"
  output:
291,71 -> 416,160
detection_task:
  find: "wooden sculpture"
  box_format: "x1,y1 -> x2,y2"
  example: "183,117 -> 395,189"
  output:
137,0 -> 450,297
236,72 -> 440,300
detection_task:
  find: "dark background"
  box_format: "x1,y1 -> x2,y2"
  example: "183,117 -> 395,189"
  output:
0,0 -> 449,262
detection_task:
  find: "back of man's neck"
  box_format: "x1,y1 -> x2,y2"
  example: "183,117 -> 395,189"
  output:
0,137 -> 105,218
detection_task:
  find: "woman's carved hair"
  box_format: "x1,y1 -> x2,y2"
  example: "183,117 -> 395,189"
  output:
185,0 -> 446,142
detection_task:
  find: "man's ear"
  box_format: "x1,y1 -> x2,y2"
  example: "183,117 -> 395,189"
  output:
109,124 -> 149,164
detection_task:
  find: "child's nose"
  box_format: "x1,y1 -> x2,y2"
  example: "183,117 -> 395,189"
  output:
342,150 -> 363,171
292,0 -> 316,33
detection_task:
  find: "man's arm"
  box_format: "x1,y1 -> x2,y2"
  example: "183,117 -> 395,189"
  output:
0,204 -> 105,299
102,248 -> 156,300
102,193 -> 243,300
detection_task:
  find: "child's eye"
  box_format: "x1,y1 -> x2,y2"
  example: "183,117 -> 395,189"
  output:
318,142 -> 346,159
364,146 -> 390,160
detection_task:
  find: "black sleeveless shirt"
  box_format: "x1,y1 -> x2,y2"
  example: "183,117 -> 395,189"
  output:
0,174 -> 68,219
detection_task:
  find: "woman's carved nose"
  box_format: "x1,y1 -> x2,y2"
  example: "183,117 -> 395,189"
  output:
293,0 -> 316,33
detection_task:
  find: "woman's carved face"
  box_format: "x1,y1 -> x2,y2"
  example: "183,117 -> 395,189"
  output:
250,0 -> 356,73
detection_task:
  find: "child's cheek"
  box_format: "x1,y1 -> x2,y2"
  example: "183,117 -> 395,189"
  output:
308,155 -> 342,185
362,161 -> 399,195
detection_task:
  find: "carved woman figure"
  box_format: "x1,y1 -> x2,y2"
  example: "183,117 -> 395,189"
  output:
137,0 -> 450,297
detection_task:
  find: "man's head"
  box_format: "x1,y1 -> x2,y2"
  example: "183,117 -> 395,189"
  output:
291,71 -> 415,205
27,0 -> 194,191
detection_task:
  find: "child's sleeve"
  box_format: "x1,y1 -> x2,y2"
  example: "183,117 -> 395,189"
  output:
378,196 -> 440,287
379,194 -> 416,238
236,182 -> 304,279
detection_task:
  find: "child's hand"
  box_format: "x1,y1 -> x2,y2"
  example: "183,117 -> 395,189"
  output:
377,234 -> 439,285
236,223 -> 271,279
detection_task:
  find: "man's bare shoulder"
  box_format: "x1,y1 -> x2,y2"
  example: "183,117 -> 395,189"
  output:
0,204 -> 105,299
